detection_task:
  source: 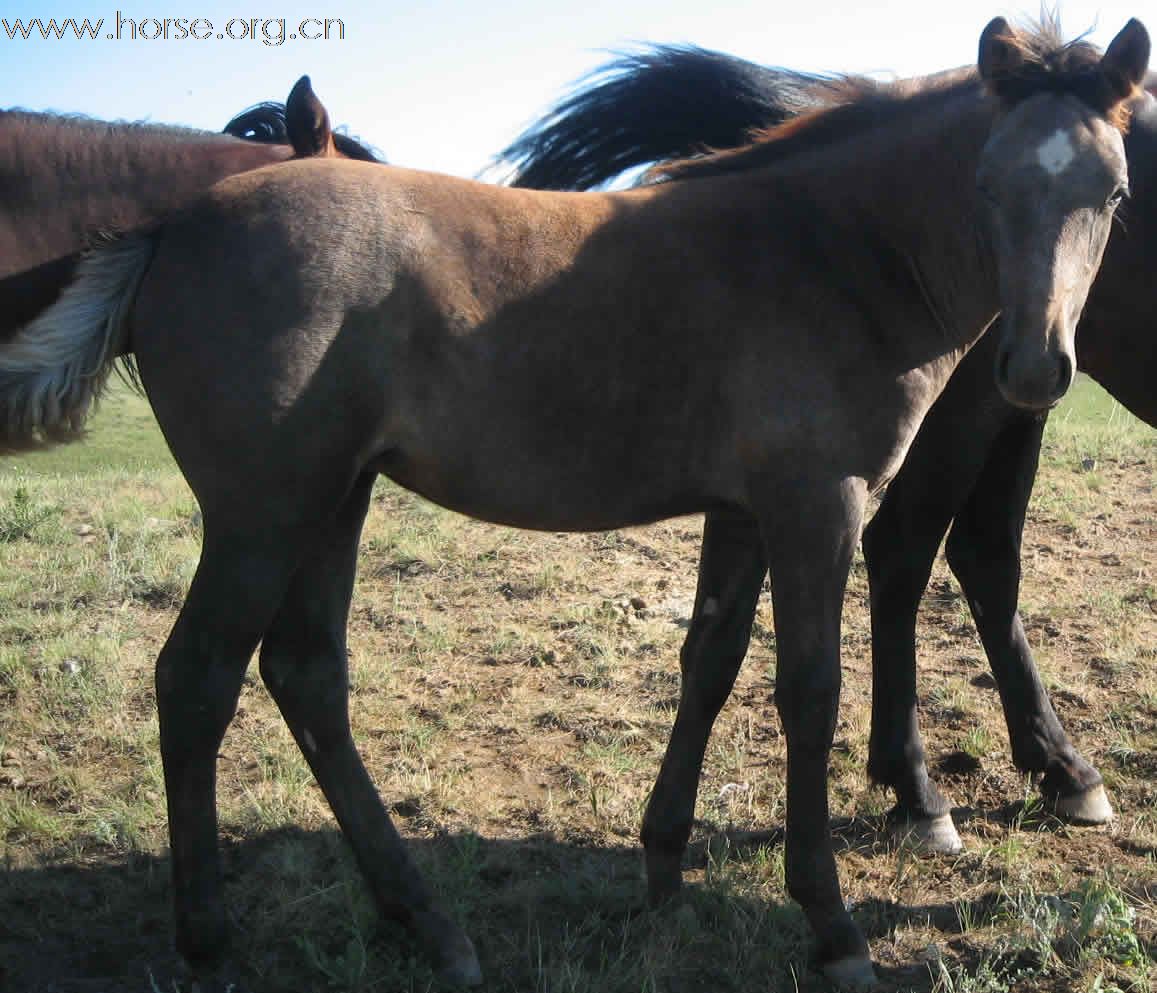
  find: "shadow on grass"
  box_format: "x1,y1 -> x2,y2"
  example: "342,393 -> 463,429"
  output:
4,817 -> 1149,993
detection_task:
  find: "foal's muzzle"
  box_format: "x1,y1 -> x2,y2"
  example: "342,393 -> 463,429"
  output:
996,336 -> 1075,410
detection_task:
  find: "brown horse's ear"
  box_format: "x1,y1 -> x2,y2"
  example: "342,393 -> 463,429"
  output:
978,17 -> 1024,85
1101,18 -> 1151,101
286,75 -> 338,158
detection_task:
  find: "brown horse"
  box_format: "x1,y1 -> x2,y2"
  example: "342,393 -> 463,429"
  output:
2,18 -> 1147,990
498,41 -> 1157,851
0,76 -> 376,353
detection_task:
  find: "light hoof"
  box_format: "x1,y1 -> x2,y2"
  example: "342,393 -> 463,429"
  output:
894,812 -> 963,855
1052,784 -> 1113,824
823,953 -> 878,989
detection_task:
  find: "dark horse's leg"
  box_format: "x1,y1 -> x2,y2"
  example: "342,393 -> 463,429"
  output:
865,345 -> 1110,844
760,478 -> 873,986
863,350 -> 1014,845
862,383 -> 1010,848
944,415 -> 1111,822
258,474 -> 481,985
640,510 -> 767,902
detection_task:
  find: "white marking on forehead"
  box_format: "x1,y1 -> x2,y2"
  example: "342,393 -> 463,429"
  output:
1036,129 -> 1076,176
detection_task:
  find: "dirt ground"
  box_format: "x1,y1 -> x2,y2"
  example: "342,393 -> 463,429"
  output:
0,419 -> 1153,992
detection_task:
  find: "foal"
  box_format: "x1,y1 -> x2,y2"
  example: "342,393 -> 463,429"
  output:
2,16 -> 1147,990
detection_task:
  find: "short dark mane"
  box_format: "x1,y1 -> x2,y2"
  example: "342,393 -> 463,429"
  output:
649,73 -> 976,183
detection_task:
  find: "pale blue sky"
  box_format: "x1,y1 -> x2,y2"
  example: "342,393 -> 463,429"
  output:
0,2 -> 1149,178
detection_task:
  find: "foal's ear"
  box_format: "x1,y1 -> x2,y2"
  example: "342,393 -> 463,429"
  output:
1101,18 -> 1151,101
978,17 -> 1025,84
285,75 -> 338,159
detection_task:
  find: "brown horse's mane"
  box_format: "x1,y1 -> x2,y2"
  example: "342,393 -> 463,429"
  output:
651,17 -> 1129,184
0,108 -> 240,147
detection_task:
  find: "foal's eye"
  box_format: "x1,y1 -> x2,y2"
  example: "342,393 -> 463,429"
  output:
1106,186 -> 1130,209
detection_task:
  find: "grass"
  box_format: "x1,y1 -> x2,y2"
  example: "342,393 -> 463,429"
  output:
0,378 -> 1153,992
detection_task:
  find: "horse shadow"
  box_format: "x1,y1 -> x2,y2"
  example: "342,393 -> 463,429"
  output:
4,817 -> 1151,993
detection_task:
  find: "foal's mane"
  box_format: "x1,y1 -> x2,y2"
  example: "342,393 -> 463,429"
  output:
652,18 -> 1123,184
648,73 -> 973,182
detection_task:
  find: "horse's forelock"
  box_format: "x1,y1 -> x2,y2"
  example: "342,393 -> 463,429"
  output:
984,19 -> 1138,130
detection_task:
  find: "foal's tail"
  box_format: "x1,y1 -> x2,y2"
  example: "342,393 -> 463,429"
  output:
0,233 -> 156,452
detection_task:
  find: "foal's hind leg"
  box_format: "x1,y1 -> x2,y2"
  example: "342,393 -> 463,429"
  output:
640,511 -> 766,903
944,415 -> 1111,823
258,474 -> 481,985
156,526 -> 308,971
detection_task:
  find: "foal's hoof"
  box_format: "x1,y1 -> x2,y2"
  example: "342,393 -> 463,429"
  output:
436,942 -> 483,988
823,953 -> 879,989
1051,784 -> 1113,824
412,909 -> 483,987
644,850 -> 684,906
893,812 -> 963,855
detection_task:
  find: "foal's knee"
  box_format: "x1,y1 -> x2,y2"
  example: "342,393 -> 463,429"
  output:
678,614 -> 750,716
773,668 -> 841,742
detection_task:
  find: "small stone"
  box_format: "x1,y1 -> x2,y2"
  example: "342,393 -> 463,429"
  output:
0,771 -> 25,788
1080,457 -> 1097,472
59,659 -> 83,677
1,751 -> 21,767
630,596 -> 648,611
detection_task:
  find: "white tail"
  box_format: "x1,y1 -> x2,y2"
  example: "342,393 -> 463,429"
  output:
0,234 -> 155,451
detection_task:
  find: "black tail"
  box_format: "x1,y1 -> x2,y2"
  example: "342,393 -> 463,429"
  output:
497,45 -> 831,190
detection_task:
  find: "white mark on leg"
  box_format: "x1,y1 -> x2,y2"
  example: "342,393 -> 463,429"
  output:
303,728 -> 317,754
1037,129 -> 1075,176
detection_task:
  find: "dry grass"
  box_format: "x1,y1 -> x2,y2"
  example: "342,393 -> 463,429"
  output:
0,380 -> 1153,993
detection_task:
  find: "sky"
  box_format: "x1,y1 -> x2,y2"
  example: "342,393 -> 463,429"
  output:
0,2 -> 1150,179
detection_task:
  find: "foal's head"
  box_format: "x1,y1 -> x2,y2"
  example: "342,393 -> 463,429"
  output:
976,16 -> 1149,410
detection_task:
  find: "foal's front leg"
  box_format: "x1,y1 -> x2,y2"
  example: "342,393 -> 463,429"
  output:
759,478 -> 873,987
640,510 -> 767,902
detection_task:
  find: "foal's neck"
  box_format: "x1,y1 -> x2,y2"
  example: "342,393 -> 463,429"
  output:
821,84 -> 998,353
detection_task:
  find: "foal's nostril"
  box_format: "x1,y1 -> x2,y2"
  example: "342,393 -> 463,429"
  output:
1054,351 -> 1074,398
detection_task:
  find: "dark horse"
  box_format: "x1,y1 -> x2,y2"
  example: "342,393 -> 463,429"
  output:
499,36 -> 1157,853
0,77 -> 379,359
2,19 -> 1147,989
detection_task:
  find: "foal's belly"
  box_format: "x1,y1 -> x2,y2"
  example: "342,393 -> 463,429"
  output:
373,442 -> 728,533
